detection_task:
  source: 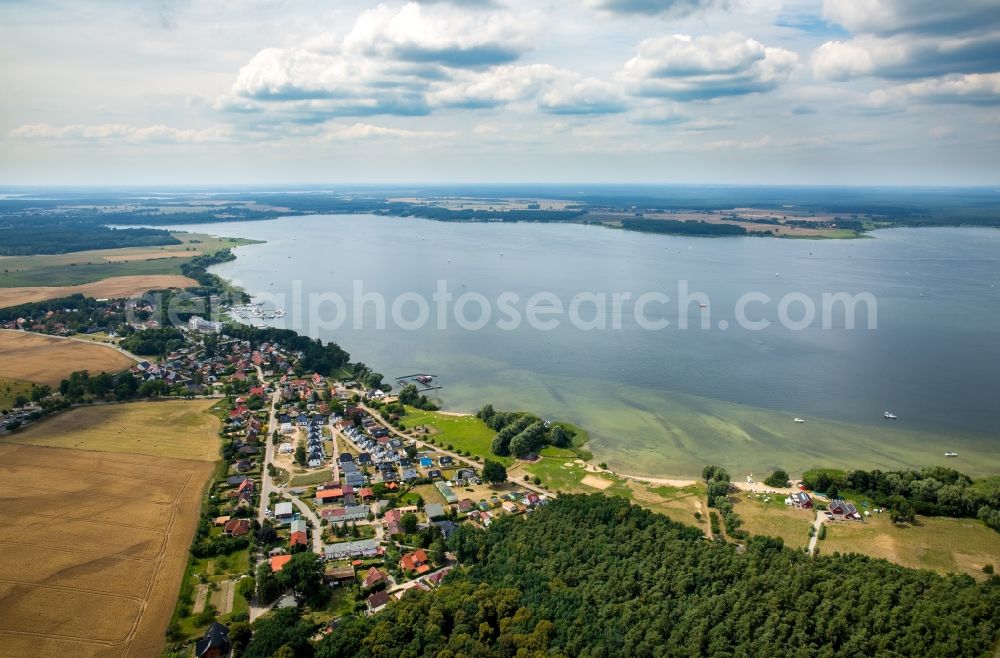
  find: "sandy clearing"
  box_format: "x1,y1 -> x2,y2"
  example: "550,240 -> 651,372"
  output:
0,274 -> 197,307
580,475 -> 613,490
0,330 -> 135,385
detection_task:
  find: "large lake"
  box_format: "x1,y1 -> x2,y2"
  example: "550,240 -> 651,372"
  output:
169,215 -> 1000,477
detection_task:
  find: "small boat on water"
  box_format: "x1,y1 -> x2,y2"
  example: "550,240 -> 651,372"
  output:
883,411 -> 898,420
793,417 -> 805,423
944,451 -> 959,458
699,303 -> 707,308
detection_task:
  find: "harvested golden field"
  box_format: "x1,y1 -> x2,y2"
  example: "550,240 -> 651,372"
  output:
8,398 -> 223,461
0,442 -> 214,657
0,274 -> 197,307
0,330 -> 135,386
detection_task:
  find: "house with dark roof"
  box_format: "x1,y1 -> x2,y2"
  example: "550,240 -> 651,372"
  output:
829,499 -> 859,518
223,518 -> 251,537
366,589 -> 390,614
789,491 -> 813,509
194,622 -> 230,658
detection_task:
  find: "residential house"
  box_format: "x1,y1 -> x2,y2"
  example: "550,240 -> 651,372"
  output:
274,501 -> 295,524
363,567 -> 385,590
194,622 -> 230,658
325,538 -> 380,560
434,520 -> 457,539
829,499 -> 859,519
316,488 -> 343,504
223,518 -> 251,537
424,503 -> 446,520
788,491 -> 813,509
270,554 -> 293,573
400,548 -> 430,575
366,590 -> 390,614
320,505 -> 368,522
324,564 -> 356,586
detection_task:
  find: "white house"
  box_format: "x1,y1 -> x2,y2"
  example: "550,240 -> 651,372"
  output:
274,501 -> 295,524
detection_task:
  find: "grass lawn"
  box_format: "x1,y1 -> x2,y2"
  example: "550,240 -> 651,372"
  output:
402,407 -> 508,464
731,494 -> 815,548
410,483 -> 447,506
4,398 -> 223,461
0,376 -> 34,411
821,514 -> 1000,579
290,470 -> 335,487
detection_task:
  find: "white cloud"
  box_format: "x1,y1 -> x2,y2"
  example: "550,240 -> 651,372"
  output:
319,122 -> 456,141
822,0 -> 1000,37
342,2 -> 530,67
894,73 -> 1000,105
812,32 -> 1000,81
623,33 -> 798,100
9,122 -> 233,144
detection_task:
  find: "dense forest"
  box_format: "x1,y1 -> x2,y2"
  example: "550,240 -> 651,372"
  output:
803,466 -> 1000,531
620,217 -> 748,236
476,404 -> 577,458
302,495 -> 1000,658
0,221 -> 178,255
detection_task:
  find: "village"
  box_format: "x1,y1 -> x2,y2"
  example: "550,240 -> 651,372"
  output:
174,322 -> 555,647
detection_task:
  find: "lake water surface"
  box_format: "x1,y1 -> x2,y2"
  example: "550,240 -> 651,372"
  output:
169,215 -> 1000,477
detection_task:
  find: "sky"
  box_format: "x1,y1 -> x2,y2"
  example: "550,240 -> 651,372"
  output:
1,0 -> 998,186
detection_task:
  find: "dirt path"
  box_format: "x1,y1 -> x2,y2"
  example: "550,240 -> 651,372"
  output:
808,514 -> 825,556
192,584 -> 208,614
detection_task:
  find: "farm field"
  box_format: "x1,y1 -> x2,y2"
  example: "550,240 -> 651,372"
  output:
0,329 -> 135,385
8,398 -> 224,461
0,274 -> 198,307
820,513 -> 1000,579
0,441 -> 214,657
0,231 -> 253,288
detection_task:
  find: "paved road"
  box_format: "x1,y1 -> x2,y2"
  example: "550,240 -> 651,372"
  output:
256,368 -> 281,524
250,368 -> 282,622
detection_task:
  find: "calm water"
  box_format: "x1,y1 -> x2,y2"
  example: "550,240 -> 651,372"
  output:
166,215 -> 1000,476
